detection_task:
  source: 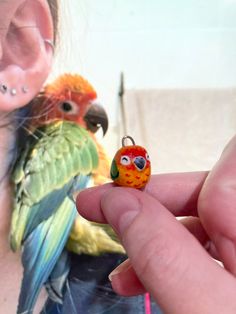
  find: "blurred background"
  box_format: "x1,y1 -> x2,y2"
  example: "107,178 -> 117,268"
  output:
50,0 -> 236,173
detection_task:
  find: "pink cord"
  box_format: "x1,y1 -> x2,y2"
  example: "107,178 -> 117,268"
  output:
145,293 -> 151,314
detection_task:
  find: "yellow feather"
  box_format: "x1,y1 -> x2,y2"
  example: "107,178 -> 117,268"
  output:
92,141 -> 111,185
66,215 -> 125,255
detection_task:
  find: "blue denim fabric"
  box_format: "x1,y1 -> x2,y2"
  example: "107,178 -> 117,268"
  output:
42,253 -> 163,314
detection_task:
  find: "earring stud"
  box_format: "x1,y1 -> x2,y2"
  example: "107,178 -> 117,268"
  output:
44,39 -> 55,52
0,84 -> 7,94
0,85 -> 29,95
10,88 -> 17,96
22,86 -> 28,93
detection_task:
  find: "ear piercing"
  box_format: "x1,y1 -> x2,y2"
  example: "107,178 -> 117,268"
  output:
22,86 -> 28,93
0,84 -> 29,95
0,84 -> 7,94
44,39 -> 55,52
10,88 -> 17,96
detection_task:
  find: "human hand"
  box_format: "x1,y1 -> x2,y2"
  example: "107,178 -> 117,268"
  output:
77,148 -> 236,313
198,135 -> 236,275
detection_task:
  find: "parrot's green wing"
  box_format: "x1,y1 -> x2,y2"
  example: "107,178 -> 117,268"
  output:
10,120 -> 98,250
110,159 -> 119,180
10,120 -> 99,313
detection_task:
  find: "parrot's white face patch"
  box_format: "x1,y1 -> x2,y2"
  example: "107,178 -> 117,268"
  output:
58,100 -> 79,115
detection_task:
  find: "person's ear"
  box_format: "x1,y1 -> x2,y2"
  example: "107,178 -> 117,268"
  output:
0,0 -> 54,111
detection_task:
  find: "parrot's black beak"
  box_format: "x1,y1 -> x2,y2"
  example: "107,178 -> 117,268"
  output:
134,156 -> 146,171
84,103 -> 108,136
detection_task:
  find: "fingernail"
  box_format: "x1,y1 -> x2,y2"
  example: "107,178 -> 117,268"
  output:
108,259 -> 131,281
101,189 -> 141,235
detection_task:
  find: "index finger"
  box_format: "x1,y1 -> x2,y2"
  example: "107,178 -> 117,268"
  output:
77,171 -> 208,223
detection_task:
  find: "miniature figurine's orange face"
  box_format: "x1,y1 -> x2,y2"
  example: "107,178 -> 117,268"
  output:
110,145 -> 151,189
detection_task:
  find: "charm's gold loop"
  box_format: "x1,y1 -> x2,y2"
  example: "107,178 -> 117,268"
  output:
122,135 -> 136,147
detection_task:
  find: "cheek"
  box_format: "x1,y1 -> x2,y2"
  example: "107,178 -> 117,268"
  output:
119,163 -> 135,172
50,109 -> 66,121
77,117 -> 86,127
65,115 -> 85,127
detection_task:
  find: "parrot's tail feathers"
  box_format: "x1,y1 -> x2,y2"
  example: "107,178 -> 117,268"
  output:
41,280 -> 75,314
40,298 -> 63,314
45,250 -> 71,304
17,198 -> 76,314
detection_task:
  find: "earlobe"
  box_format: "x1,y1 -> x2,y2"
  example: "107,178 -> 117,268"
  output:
0,0 -> 54,112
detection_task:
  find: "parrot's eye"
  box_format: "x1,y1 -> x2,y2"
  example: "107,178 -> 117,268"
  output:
120,155 -> 131,166
59,101 -> 79,114
146,153 -> 150,161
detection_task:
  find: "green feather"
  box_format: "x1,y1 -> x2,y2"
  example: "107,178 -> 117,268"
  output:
10,121 -> 99,251
110,159 -> 119,180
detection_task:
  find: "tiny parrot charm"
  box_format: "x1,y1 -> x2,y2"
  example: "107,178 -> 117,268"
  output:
110,136 -> 151,188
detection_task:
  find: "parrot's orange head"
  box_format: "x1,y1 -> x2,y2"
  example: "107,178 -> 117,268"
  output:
30,74 -> 108,134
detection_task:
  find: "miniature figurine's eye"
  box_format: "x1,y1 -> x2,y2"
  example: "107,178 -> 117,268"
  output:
120,155 -> 131,165
59,100 -> 79,115
146,153 -> 150,161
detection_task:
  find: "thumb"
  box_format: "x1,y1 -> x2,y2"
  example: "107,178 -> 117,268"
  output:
101,188 -> 236,314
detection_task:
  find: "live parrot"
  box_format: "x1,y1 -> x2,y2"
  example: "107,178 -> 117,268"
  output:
10,74 -> 124,314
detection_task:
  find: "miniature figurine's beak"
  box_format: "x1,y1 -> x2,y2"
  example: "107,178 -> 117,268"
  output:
134,156 -> 146,171
84,103 -> 108,135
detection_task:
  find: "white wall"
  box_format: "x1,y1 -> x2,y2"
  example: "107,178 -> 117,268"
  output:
52,1 -> 236,121
50,1 -> 236,170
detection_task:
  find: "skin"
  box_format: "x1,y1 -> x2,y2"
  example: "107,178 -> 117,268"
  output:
77,134 -> 236,314
1,1 -> 236,314
0,1 -> 53,313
